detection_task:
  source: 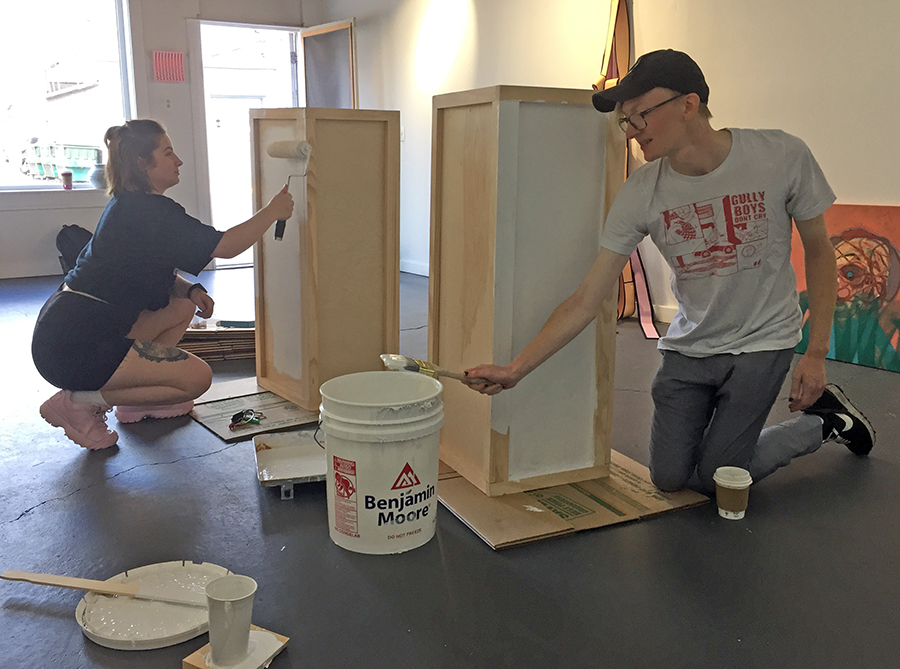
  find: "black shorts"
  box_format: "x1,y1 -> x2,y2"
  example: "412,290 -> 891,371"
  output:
32,288 -> 135,391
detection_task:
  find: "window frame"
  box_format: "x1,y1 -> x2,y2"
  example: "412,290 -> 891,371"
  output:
0,0 -> 138,193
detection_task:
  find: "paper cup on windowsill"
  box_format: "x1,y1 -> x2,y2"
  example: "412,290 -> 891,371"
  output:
713,467 -> 752,520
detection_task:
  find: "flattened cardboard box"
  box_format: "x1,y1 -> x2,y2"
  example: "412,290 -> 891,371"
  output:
191,378 -> 318,443
438,450 -> 708,549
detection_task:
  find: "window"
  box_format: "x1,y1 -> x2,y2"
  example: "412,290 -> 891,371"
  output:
0,0 -> 131,190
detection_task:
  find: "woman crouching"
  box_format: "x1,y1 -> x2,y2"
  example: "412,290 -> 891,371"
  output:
32,119 -> 292,449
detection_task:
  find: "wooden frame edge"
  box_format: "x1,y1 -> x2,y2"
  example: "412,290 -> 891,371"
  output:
485,464 -> 612,497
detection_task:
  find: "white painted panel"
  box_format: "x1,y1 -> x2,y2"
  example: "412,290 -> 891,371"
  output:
502,101 -> 606,480
489,99 -> 520,437
256,119 -> 306,379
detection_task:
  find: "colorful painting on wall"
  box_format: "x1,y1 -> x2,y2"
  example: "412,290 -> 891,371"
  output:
791,203 -> 900,373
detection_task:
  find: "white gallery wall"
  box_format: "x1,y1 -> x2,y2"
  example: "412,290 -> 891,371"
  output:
305,0 -> 900,318
303,0 -> 610,275
630,0 -> 900,320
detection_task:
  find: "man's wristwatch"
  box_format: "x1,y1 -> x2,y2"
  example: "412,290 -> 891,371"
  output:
187,283 -> 207,299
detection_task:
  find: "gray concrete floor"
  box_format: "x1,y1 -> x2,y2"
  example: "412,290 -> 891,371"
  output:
1,268 -> 898,668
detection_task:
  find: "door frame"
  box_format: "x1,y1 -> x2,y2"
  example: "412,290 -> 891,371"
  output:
187,18 -> 359,269
186,18 -> 304,266
301,18 -> 359,109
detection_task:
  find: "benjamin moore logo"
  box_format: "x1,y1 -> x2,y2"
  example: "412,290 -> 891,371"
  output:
391,463 -> 421,489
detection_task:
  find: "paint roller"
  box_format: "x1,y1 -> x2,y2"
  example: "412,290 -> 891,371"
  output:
266,140 -> 312,240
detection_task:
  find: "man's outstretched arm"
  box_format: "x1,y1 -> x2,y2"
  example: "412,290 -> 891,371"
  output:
465,247 -> 630,395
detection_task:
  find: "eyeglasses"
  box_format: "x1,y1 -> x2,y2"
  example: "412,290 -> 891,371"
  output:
617,94 -> 684,132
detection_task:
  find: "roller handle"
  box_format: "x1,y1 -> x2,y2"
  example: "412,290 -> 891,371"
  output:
1,569 -> 140,597
274,171 -> 301,242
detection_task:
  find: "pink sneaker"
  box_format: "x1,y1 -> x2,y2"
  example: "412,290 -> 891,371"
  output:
40,390 -> 118,450
115,401 -> 195,424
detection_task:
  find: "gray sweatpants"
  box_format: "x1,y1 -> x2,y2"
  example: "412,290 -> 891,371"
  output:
649,349 -> 824,494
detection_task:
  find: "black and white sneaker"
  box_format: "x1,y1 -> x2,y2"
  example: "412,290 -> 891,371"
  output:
803,384 -> 875,456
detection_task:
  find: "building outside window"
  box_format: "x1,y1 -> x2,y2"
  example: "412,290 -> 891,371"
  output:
0,0 -> 130,189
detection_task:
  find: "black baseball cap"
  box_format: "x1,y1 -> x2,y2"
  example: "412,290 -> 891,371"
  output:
592,49 -> 709,113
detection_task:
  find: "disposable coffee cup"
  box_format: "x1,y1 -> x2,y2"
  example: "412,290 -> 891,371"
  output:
61,171 -> 73,189
713,466 -> 752,520
205,574 -> 257,666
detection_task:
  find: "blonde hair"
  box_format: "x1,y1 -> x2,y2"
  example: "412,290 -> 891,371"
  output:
103,119 -> 166,196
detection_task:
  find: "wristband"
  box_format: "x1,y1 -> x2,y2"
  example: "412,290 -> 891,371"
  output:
188,283 -> 207,299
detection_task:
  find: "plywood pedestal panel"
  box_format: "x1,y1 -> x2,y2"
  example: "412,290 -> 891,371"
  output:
430,86 -> 616,496
251,108 -> 400,411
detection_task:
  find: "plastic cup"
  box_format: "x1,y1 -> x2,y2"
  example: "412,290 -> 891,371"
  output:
205,574 -> 257,666
713,466 -> 752,520
61,171 -> 73,189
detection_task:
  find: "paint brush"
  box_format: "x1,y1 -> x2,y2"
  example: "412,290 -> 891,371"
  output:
1,569 -> 208,608
380,354 -> 485,385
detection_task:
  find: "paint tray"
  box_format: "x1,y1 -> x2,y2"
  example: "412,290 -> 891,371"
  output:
254,429 -> 326,499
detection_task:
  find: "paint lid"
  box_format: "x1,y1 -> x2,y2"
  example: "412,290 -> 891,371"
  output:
713,466 -> 753,489
75,560 -> 229,650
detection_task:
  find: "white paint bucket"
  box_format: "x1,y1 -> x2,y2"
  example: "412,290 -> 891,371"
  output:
320,371 -> 443,554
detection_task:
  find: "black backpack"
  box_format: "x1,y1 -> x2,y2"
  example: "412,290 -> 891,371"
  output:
56,224 -> 93,275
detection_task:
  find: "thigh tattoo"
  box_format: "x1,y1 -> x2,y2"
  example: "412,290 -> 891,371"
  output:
132,340 -> 189,363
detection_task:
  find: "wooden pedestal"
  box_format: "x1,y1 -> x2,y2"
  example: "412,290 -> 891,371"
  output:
250,108 -> 400,411
429,86 -> 616,496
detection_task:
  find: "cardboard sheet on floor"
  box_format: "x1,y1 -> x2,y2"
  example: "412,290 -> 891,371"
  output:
195,377 -> 264,404
191,384 -> 318,443
438,450 -> 708,549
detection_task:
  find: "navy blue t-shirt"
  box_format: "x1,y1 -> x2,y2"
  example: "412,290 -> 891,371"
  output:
66,191 -> 224,326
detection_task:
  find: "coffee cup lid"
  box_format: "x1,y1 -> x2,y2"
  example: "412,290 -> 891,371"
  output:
713,466 -> 752,489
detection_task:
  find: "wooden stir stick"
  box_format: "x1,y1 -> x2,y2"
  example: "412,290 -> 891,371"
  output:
1,569 -> 208,607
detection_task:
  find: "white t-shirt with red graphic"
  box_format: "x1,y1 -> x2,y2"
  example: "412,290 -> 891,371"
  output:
601,128 -> 835,357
